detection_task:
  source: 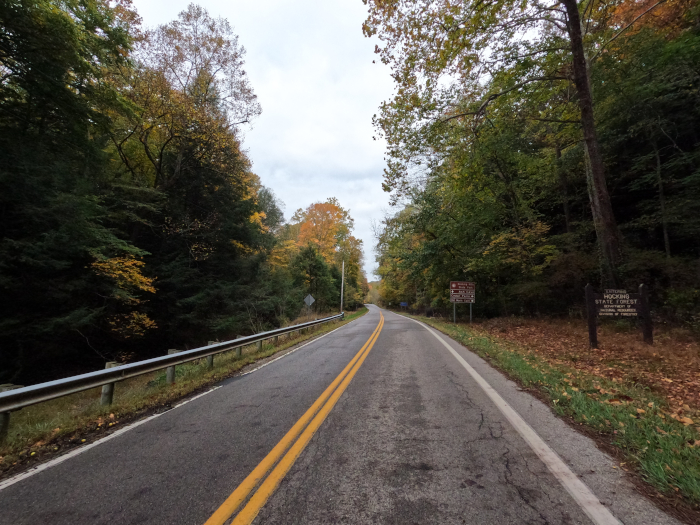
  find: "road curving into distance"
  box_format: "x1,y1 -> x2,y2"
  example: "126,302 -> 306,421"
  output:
0,305 -> 682,524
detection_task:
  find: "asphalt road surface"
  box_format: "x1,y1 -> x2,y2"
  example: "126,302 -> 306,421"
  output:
0,305 -> 682,524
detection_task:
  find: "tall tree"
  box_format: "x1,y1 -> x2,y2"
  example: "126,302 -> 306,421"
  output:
0,0 -> 149,381
362,0 -> 669,283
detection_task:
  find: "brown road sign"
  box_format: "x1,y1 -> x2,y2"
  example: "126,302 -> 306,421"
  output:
450,281 -> 475,292
450,281 -> 475,303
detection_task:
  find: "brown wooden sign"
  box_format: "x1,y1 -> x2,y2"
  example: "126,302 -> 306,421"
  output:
594,289 -> 641,318
585,284 -> 653,348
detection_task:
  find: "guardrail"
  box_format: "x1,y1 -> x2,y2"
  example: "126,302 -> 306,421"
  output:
0,313 -> 344,442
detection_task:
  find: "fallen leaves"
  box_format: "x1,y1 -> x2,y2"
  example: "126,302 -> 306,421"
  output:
474,318 -> 700,416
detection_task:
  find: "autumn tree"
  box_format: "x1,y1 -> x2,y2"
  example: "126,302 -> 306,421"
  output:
0,2 -> 284,383
363,0 -> 674,284
370,2 -> 700,319
293,198 -> 353,262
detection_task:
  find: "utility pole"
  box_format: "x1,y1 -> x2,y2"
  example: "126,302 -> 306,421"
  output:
340,260 -> 345,313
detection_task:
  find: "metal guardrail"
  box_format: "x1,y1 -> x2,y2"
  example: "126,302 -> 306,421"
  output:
0,313 -> 344,415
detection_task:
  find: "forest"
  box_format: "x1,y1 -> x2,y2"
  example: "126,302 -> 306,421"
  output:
0,1 -> 367,384
364,0 -> 700,324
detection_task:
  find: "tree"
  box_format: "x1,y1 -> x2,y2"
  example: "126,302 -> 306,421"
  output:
291,245 -> 338,312
362,0 -> 671,283
0,0 -> 154,382
293,198 -> 353,262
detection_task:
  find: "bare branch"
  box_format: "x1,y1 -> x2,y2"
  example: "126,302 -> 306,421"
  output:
439,76 -> 569,124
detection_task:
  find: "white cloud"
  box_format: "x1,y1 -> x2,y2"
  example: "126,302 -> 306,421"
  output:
132,0 -> 394,279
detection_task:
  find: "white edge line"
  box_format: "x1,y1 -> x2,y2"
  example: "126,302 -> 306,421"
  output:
0,386 -> 221,493
402,314 -> 621,525
0,314 -> 367,493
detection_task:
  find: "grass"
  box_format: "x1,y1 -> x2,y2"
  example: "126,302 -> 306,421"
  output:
402,314 -> 700,509
0,307 -> 368,474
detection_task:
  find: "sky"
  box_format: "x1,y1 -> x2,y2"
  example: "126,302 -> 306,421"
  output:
132,0 -> 395,279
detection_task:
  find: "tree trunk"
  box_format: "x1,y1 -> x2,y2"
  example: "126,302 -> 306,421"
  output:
556,146 -> 572,233
562,0 -> 622,284
654,143 -> 671,258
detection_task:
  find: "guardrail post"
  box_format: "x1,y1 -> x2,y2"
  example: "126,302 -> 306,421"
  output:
0,412 -> 9,445
100,362 -> 119,406
166,349 -> 180,384
273,336 -> 279,345
0,384 -> 22,445
206,342 -> 216,369
256,340 -> 262,352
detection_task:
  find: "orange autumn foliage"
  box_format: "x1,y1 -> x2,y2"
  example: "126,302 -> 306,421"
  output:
295,200 -> 352,263
612,0 -> 695,36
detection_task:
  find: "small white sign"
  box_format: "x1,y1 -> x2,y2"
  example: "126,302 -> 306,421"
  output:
304,294 -> 315,306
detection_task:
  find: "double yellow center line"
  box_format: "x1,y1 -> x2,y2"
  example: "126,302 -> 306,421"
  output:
204,313 -> 385,525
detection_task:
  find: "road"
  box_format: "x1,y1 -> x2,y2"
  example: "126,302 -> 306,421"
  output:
0,305 -> 681,524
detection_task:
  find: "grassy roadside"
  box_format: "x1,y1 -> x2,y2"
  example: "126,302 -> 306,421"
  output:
0,307 -> 368,476
400,313 -> 700,513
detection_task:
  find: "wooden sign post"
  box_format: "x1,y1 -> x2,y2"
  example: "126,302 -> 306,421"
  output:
585,284 -> 598,349
639,284 -> 653,345
585,284 -> 653,348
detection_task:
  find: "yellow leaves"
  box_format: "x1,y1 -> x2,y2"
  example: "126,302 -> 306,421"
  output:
91,255 -> 156,297
230,240 -> 252,254
107,312 -> 157,339
91,255 -> 157,339
637,408 -> 646,414
249,211 -> 267,230
269,239 -> 298,268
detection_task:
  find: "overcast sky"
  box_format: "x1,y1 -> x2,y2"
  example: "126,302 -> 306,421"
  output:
132,0 -> 394,279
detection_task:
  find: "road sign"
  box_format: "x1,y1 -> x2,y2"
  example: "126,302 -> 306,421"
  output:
304,294 -> 315,306
450,281 -> 475,303
400,302 -> 408,307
